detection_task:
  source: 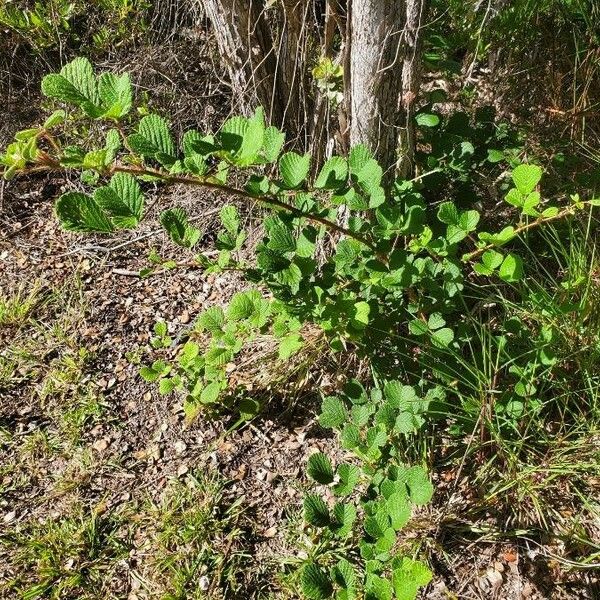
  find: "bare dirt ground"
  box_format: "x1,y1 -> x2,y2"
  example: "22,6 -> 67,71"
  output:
1,37 -> 599,600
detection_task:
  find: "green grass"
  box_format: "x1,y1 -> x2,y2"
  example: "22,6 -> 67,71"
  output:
0,277 -> 269,600
2,505 -> 131,600
410,216 -> 600,563
0,278 -> 100,426
0,282 -> 42,328
1,469 -> 256,600
135,473 -> 249,599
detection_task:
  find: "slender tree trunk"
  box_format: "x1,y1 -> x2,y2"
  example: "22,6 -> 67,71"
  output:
202,0 -> 284,126
348,0 -> 403,173
348,0 -> 427,178
279,0 -> 312,143
398,0 -> 427,178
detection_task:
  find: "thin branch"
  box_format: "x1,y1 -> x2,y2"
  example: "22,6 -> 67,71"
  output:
462,206 -> 580,262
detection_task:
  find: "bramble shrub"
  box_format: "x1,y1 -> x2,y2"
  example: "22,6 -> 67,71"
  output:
298,380 -> 435,599
3,58 -> 599,598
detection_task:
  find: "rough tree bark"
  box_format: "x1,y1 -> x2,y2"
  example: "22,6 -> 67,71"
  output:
348,0 -> 427,177
202,0 -> 284,126
202,0 -> 427,174
278,0 -> 313,143
398,0 -> 427,178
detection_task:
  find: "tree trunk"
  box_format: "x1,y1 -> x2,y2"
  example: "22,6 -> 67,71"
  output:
279,0 -> 312,144
398,0 -> 427,178
202,0 -> 284,126
348,0 -> 427,178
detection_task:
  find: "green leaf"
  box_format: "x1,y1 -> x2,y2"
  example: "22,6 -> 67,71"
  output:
140,366 -> 160,382
333,464 -> 360,496
482,249 -> 503,270
330,502 -> 357,537
44,110 -> 66,129
332,559 -> 357,600
348,144 -> 372,176
128,114 -> 175,161
55,192 -> 114,233
220,205 -> 240,235
364,509 -> 390,539
82,149 -> 108,170
159,378 -> 177,395
431,327 -> 454,348
404,466 -> 434,505
183,130 -> 216,156
350,301 -> 370,329
279,333 -> 304,360
159,208 -> 201,248
487,148 -> 504,163
512,164 -> 542,195
392,557 -> 432,600
340,424 -> 361,449
262,126 -> 285,163
437,202 -> 459,225
94,173 -> 143,228
522,191 -> 541,215
219,107 -> 265,165
239,107 -> 265,164
218,116 -> 246,153
200,381 -> 220,404
279,151 -> 311,188
304,494 -> 330,527
41,57 -> 102,117
315,156 -> 348,189
394,412 -> 419,434
478,226 -> 516,247
238,398 -> 261,421
459,209 -> 479,232
415,113 -> 440,127
98,72 -> 132,119
319,396 -> 347,429
245,174 -> 270,196
387,492 -> 411,530
154,321 -> 168,337
505,187 -> 524,208
427,313 -> 446,330
196,306 -> 225,334
384,382 -> 416,411
104,129 -> 121,163
542,206 -> 559,217
227,291 -> 256,321
498,253 -> 523,282
182,131 -> 212,174
408,319 -> 429,336
302,563 -> 334,600
355,159 -> 383,196
334,239 -> 362,267
351,404 -> 372,427
265,215 -> 296,253
178,341 -> 199,367
445,224 -> 468,245
365,575 -> 392,600
307,452 -> 334,484
365,427 -> 387,459
205,347 -> 232,367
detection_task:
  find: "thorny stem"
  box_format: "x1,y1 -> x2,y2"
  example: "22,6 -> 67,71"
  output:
111,164 -> 380,253
462,206 -> 581,261
2,160 -> 594,266
2,159 -> 381,257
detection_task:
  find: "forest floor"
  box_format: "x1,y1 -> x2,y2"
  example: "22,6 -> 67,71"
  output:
1,39 -> 599,600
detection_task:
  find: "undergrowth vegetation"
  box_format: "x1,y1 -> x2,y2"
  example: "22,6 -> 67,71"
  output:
2,54 -> 599,598
0,0 -> 149,54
